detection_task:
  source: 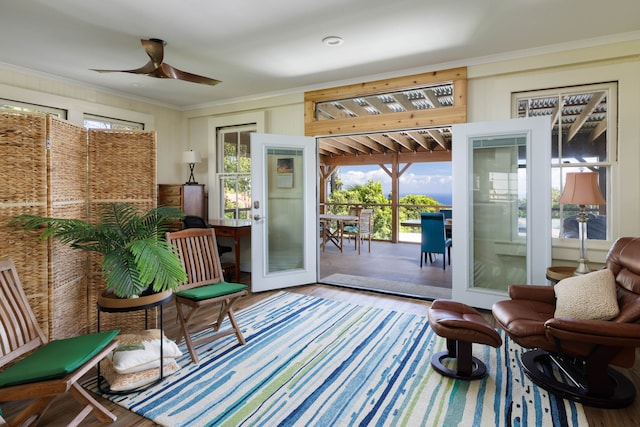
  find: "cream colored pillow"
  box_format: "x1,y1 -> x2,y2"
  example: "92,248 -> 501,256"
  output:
111,329 -> 182,374
100,357 -> 180,392
554,268 -> 619,320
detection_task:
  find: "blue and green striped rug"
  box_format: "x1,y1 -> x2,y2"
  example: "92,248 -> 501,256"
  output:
89,291 -> 586,426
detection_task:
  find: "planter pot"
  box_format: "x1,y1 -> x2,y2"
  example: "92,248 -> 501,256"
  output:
97,289 -> 173,310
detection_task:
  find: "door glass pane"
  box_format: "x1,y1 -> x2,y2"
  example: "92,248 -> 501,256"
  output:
265,148 -> 304,273
472,135 -> 527,292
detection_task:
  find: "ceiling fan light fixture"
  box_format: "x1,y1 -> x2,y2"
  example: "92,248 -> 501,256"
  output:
322,36 -> 344,47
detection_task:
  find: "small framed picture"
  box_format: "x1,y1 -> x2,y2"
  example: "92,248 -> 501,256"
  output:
277,158 -> 294,188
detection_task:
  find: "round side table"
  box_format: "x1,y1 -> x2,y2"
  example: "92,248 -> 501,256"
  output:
96,290 -> 173,394
546,266 -> 576,284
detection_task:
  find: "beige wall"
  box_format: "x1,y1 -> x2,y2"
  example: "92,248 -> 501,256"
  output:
2,38 -> 639,268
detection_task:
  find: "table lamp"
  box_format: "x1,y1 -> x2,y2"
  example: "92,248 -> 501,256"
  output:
559,171 -> 606,275
183,149 -> 201,184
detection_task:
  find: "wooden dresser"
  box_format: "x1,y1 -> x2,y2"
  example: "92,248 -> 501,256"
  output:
158,184 -> 206,220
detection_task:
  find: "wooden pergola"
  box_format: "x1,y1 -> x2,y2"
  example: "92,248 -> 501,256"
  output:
305,67 -> 466,242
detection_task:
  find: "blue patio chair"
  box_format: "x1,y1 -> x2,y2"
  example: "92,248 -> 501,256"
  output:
420,212 -> 452,269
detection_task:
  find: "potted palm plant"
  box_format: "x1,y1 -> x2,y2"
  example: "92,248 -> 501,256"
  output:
12,203 -> 187,300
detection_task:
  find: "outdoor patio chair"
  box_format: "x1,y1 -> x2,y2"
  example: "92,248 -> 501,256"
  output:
343,208 -> 373,254
420,212 -> 452,269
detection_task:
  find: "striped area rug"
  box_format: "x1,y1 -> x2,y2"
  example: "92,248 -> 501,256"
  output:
88,292 -> 587,426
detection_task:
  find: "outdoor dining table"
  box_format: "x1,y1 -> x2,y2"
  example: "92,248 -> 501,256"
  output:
319,213 -> 359,252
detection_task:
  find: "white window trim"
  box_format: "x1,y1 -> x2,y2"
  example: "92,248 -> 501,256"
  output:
208,112 -> 265,218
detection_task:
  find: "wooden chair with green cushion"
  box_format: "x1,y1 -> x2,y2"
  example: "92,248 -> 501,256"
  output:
0,258 -> 120,426
166,228 -> 248,364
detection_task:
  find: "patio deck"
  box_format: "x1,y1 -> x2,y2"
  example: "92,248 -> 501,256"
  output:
319,238 -> 452,300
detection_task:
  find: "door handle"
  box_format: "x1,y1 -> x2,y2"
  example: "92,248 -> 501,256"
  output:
253,214 -> 263,221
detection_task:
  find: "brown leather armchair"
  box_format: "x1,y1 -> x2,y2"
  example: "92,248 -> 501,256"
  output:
492,237 -> 640,408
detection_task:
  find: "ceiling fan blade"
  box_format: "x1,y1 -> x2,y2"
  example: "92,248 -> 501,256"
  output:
157,63 -> 221,86
91,59 -> 158,75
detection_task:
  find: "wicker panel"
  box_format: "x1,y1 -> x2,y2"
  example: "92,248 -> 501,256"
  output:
0,111 -> 49,336
48,116 -> 88,204
87,130 -> 157,333
47,117 -> 89,339
88,129 -> 157,202
0,111 -> 48,203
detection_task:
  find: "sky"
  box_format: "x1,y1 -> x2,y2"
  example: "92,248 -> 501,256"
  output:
337,162 -> 452,198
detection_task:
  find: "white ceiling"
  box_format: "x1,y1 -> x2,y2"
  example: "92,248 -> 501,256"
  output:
2,0 -> 639,109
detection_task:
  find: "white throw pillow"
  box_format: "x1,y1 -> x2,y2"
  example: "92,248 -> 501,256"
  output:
111,329 -> 182,374
101,357 -> 180,392
554,268 -> 619,320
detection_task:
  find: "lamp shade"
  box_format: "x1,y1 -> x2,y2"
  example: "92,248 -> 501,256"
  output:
559,172 -> 605,206
182,150 -> 202,164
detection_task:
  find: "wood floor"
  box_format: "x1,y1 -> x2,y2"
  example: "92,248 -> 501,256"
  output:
319,240 -> 452,298
3,283 -> 640,426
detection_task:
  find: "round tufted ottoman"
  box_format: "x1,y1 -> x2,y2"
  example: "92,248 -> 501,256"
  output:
427,299 -> 503,380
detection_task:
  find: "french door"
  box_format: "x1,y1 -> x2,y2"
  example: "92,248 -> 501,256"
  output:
250,133 -> 317,292
451,117 -> 551,309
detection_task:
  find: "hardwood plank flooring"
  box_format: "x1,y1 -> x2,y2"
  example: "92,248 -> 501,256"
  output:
2,282 -> 639,426
319,240 -> 452,298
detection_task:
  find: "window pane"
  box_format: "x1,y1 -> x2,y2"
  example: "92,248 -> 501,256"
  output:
223,132 -> 238,173
559,92 -> 608,163
219,125 -> 255,218
315,82 -> 454,120
1,98 -> 67,118
83,114 -> 143,130
221,175 -> 251,220
239,131 -> 251,173
513,83 -> 614,241
555,166 -> 607,241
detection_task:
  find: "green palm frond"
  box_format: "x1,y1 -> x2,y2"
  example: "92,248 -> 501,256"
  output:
129,239 -> 187,292
102,249 -> 147,298
12,203 -> 186,298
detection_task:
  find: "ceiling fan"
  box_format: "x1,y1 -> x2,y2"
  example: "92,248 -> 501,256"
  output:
91,38 -> 221,86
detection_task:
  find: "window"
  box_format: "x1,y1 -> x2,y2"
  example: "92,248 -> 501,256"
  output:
314,82 -> 454,120
1,98 -> 67,118
512,83 -> 616,241
84,114 -> 144,130
217,125 -> 253,219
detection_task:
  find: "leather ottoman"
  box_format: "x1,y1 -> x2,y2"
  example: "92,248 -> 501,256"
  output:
427,299 -> 503,380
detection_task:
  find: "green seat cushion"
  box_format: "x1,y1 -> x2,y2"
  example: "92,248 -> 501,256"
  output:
0,329 -> 119,388
177,281 -> 247,301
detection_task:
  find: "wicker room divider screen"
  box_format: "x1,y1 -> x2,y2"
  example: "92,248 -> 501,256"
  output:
0,111 -> 157,339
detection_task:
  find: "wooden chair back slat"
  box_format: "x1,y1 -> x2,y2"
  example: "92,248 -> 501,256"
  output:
167,228 -> 224,291
0,258 -> 46,366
